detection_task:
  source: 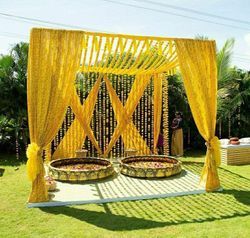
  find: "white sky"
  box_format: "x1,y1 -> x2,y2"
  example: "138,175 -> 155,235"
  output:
0,0 -> 250,69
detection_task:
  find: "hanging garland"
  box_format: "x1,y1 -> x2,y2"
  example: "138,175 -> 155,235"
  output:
162,76 -> 169,155
51,72 -> 166,158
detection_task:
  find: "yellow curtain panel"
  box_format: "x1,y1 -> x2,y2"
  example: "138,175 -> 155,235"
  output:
26,29 -> 83,202
175,39 -> 220,192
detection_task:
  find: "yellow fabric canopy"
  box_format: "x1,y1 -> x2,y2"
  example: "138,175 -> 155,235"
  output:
79,31 -> 178,75
27,28 -> 220,203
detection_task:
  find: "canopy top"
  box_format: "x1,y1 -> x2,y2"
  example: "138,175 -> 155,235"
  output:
31,28 -> 215,75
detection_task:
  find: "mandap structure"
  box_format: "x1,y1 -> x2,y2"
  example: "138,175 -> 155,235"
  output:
26,28 -> 221,203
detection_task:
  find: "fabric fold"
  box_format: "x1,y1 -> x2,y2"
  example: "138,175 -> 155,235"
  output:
26,28 -> 83,202
175,39 -> 220,191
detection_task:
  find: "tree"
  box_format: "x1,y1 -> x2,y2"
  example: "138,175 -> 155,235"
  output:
218,68 -> 250,137
216,38 -> 235,137
0,42 -> 29,155
217,38 -> 235,87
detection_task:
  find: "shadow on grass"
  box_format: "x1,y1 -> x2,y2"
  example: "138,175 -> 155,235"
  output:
40,206 -> 166,230
40,162 -> 250,231
40,189 -> 250,231
0,153 -> 26,167
223,189 -> 250,206
183,149 -> 206,158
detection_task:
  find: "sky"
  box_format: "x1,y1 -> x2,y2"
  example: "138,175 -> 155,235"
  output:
0,0 -> 250,69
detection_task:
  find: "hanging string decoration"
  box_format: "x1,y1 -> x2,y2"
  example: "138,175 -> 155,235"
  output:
162,76 -> 169,155
50,32 -> 177,158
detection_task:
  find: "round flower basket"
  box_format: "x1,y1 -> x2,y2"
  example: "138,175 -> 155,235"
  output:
120,155 -> 182,178
49,157 -> 115,182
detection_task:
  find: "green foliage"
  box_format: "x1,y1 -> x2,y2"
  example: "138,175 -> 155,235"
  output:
168,73 -> 188,115
195,34 -> 209,40
0,42 -> 29,152
0,115 -> 16,151
217,38 -> 235,88
218,68 -> 250,137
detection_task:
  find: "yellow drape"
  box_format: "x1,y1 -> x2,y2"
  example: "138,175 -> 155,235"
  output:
104,74 -> 151,156
69,85 -> 102,154
26,28 -> 83,202
175,39 -> 221,191
104,76 -> 151,155
52,76 -> 102,159
153,73 -> 163,153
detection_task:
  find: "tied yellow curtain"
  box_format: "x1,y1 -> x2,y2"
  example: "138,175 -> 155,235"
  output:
175,39 -> 221,192
27,28 -> 83,202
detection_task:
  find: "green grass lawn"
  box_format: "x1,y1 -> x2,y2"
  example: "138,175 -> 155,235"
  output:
0,152 -> 250,238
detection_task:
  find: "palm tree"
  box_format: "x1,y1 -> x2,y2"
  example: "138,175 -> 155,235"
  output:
217,38 -> 235,87
218,68 -> 250,137
216,38 -> 235,137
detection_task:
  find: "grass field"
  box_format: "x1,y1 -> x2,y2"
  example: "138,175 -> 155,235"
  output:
0,151 -> 250,238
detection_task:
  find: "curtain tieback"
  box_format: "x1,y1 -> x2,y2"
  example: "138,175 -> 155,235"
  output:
205,136 -> 221,166
26,143 -> 42,181
205,141 -> 212,150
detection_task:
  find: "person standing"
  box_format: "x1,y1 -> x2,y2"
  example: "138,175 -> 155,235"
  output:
171,112 -> 183,156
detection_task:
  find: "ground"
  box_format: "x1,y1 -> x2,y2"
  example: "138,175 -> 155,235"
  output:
0,151 -> 249,238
